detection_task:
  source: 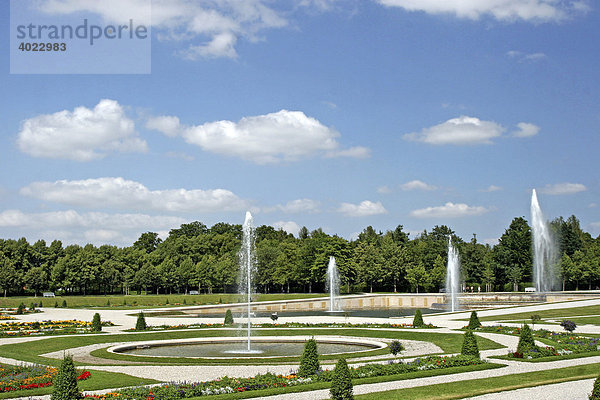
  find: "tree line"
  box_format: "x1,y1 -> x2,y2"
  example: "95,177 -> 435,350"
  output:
0,215 -> 598,297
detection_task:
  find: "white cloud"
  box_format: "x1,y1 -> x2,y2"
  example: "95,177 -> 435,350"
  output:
377,0 -> 589,22
272,221 -> 301,236
17,99 -> 147,161
277,199 -> 321,214
507,50 -> 547,62
377,185 -> 393,194
589,203 -> 597,208
146,116 -> 181,137
540,183 -> 587,195
338,200 -> 387,217
165,151 -> 194,161
403,116 -> 504,145
36,0 -> 290,59
20,177 -> 248,213
178,110 -> 368,164
410,202 -> 489,218
513,122 -> 540,137
481,185 -> 503,192
400,180 -> 436,191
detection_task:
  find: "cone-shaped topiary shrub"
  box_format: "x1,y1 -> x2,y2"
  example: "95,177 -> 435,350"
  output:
16,303 -> 25,315
61,300 -> 67,308
467,311 -> 482,330
224,309 -> 234,325
91,313 -> 102,332
51,354 -> 81,400
589,375 -> 600,399
135,311 -> 147,331
330,358 -> 353,400
517,324 -> 536,353
461,330 -> 480,359
413,309 -> 424,327
298,338 -> 320,377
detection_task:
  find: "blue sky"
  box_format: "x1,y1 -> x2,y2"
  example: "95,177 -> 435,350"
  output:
0,0 -> 598,246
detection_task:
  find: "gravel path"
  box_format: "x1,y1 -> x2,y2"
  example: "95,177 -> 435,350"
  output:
465,378 -> 596,400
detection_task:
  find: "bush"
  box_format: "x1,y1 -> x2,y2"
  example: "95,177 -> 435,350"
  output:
517,324 -> 536,353
30,302 -> 36,311
298,338 -> 320,377
467,311 -> 482,330
224,309 -> 234,325
389,340 -> 403,356
135,312 -> 147,331
413,309 -> 424,327
16,303 -> 25,315
561,320 -> 577,333
590,375 -> 600,399
330,358 -> 353,400
461,330 -> 480,359
51,355 -> 82,400
54,301 -> 59,308
61,300 -> 67,308
106,299 -> 111,307
91,313 -> 102,332
39,300 -> 43,307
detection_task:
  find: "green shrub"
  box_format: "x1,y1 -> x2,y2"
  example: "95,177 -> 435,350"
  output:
389,340 -> 403,356
54,301 -> 59,308
298,338 -> 320,377
135,312 -> 147,331
330,358 -> 353,400
39,300 -> 43,307
91,313 -> 102,332
461,330 -> 480,359
16,303 -> 25,315
51,354 -> 82,400
224,309 -> 234,325
590,375 -> 600,399
467,311 -> 482,329
61,300 -> 67,308
560,319 -> 577,333
412,309 -> 424,327
30,302 -> 36,311
106,299 -> 111,307
517,324 -> 537,353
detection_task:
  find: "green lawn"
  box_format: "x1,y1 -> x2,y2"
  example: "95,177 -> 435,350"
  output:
355,363 -> 600,399
473,304 -> 600,323
0,293 -> 328,309
0,328 -> 503,366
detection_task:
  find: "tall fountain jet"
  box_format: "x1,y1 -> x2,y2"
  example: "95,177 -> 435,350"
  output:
446,237 -> 460,312
531,189 -> 557,292
326,256 -> 342,312
239,211 -> 257,352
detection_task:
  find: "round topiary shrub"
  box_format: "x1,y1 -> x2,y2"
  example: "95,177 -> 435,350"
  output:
91,313 -> 102,332
389,340 -> 403,357
467,311 -> 482,330
461,330 -> 480,359
589,375 -> 600,399
516,324 -> 536,354
51,354 -> 82,400
330,358 -> 353,400
135,311 -> 147,331
298,338 -> 320,377
224,309 -> 234,325
413,309 -> 424,327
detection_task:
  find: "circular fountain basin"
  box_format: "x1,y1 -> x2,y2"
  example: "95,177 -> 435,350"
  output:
108,336 -> 387,359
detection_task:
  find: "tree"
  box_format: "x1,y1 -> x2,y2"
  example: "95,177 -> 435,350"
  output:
405,262 -> 430,293
91,313 -> 102,332
389,340 -> 403,357
461,330 -> 479,359
330,358 -> 353,400
495,217 -> 532,291
133,232 -> 162,254
51,354 -> 81,400
298,338 -> 320,377
0,257 -> 18,297
135,312 -> 147,331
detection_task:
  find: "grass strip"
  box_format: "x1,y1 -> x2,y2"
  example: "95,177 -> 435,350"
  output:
355,362 -> 600,399
473,305 -> 600,323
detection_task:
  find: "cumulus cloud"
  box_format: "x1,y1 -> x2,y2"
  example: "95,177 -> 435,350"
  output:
507,50 -> 547,62
377,186 -> 393,194
36,0 -> 290,59
410,202 -> 489,218
338,200 -> 387,217
272,221 -> 301,236
400,180 -> 436,191
146,116 -> 181,137
513,122 -> 540,137
275,199 -> 321,214
403,116 -> 504,145
164,110 -> 368,164
481,185 -> 503,192
377,0 -> 590,22
540,183 -> 587,195
20,177 -> 248,213
17,99 -> 146,161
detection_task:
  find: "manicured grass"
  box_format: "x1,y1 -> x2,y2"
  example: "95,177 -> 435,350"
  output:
0,293 -> 328,309
0,370 -> 158,399
493,350 -> 600,363
565,315 -> 600,325
0,329 -> 503,366
473,305 -> 600,323
355,363 -> 600,399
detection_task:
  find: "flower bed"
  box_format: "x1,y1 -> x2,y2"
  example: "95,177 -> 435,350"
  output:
130,322 -> 436,332
84,355 -> 482,399
0,363 -> 90,393
0,320 -> 114,337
